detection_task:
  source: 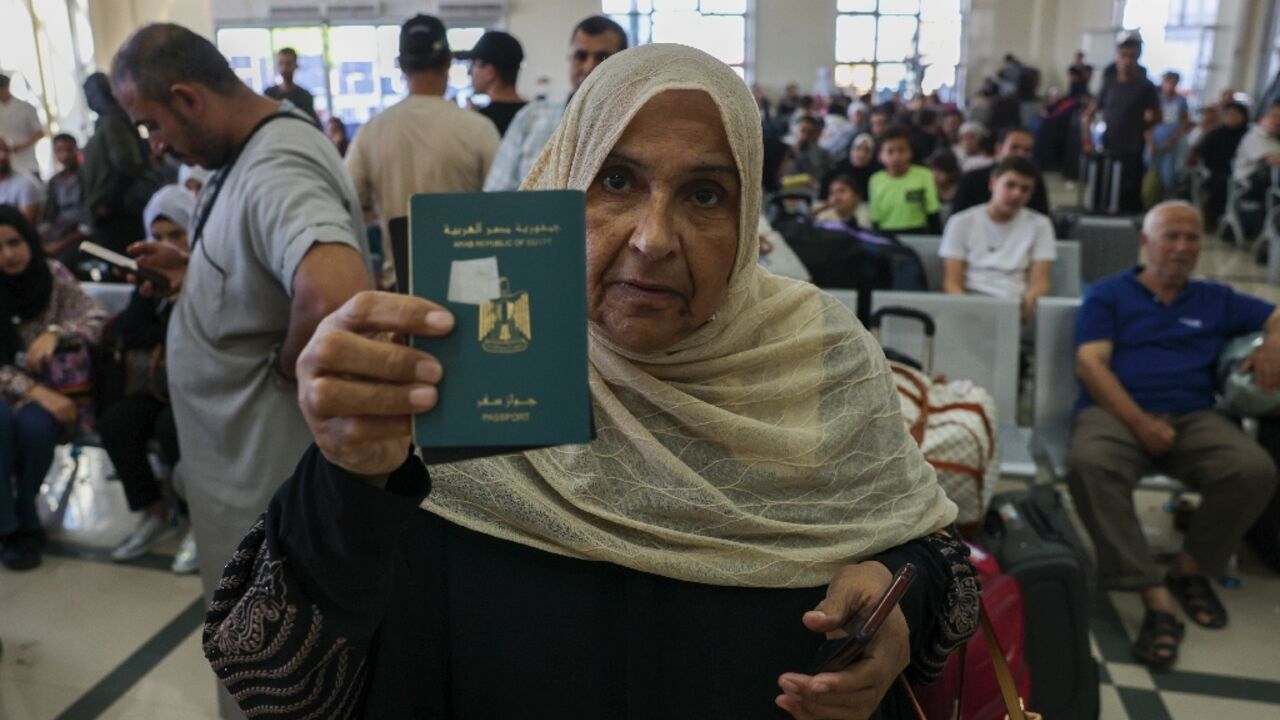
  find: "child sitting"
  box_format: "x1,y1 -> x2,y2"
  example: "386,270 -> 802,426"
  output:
814,174 -> 868,228
868,125 -> 942,234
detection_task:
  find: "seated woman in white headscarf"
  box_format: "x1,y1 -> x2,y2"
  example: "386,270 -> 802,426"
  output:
100,184 -> 195,570
200,45 -> 979,720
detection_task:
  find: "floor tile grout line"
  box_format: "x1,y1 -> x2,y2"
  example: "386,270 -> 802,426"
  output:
1115,686 -> 1174,720
50,596 -> 206,720
1149,668 -> 1280,705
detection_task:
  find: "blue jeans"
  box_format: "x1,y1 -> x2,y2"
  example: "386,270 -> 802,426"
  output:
0,399 -> 58,535
1149,124 -> 1186,196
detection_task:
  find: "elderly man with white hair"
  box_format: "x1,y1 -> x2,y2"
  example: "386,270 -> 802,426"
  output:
1068,200 -> 1280,671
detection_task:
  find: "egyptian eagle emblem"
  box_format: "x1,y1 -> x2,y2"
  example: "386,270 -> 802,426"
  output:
478,277 -> 531,353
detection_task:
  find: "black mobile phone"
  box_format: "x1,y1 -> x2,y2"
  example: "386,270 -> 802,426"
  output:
809,563 -> 917,674
80,240 -> 171,293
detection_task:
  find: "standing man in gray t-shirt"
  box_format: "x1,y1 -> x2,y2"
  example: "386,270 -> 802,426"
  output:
111,24 -> 371,719
1082,35 -> 1161,213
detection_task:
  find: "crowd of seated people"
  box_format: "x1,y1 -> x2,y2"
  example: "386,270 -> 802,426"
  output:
1178,98 -> 1280,247
753,60 -> 1280,673
754,36 -> 1277,278
0,64 -> 228,574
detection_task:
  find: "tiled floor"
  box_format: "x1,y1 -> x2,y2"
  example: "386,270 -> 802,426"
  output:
1083,489 -> 1280,719
3,177 -> 1280,719
0,446 -> 216,720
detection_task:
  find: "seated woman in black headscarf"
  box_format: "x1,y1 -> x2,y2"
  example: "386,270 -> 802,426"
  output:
198,45 -> 979,719
0,205 -> 105,570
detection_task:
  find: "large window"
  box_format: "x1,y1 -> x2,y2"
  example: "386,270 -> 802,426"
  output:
603,0 -> 749,79
1120,0 -> 1219,105
216,24 -> 485,135
0,0 -> 96,177
834,0 -> 963,101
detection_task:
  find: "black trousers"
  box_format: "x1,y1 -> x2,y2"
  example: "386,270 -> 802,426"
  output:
98,394 -> 179,512
1205,171 -> 1231,229
1115,151 -> 1146,215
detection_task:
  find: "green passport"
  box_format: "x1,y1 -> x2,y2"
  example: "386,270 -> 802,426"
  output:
408,190 -> 592,451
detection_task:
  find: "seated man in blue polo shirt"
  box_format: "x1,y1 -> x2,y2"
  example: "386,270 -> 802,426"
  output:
1068,200 -> 1280,671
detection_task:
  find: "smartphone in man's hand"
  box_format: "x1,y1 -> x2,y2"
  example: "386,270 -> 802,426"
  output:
80,240 -> 171,294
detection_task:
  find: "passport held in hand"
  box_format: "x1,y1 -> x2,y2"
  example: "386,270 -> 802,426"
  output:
408,191 -> 593,454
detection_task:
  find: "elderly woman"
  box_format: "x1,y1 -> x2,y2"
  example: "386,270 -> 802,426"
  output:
201,45 -> 977,719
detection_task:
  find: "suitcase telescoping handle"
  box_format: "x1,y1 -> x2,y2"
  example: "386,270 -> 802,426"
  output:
867,306 -> 936,375
867,306 -> 936,336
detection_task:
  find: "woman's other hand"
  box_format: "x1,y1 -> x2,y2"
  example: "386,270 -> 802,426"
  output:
297,291 -> 454,476
24,331 -> 59,373
26,385 -> 78,425
776,562 -> 911,720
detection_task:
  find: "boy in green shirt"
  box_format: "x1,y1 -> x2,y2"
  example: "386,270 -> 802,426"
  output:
868,125 -> 942,233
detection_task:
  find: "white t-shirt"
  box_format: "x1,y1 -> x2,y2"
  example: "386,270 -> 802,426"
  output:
0,170 -> 40,209
939,204 -> 1056,298
1232,124 -> 1280,182
0,96 -> 43,175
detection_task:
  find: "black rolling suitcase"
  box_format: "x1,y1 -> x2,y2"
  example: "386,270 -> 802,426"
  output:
1247,419 -> 1280,573
1078,151 -> 1123,215
974,484 -> 1099,720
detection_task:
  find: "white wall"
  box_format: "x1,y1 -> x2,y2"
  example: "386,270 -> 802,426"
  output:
1214,0 -> 1270,99
506,0 -> 599,100
962,0 -> 1115,103
89,0 -> 215,69
752,0 -> 837,97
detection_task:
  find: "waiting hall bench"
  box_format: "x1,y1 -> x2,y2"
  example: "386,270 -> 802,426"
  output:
82,282 -> 134,317
824,289 -> 1037,476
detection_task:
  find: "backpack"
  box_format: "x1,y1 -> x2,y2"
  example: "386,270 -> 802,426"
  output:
776,217 -> 928,293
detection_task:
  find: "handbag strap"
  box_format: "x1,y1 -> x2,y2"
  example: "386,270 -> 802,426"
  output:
979,605 -> 1028,720
899,676 -> 928,720
907,602 -> 1027,720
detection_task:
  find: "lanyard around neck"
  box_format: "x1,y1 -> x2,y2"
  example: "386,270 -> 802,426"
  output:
190,110 -> 318,252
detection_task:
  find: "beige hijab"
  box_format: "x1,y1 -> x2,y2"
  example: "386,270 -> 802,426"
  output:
422,44 -> 955,588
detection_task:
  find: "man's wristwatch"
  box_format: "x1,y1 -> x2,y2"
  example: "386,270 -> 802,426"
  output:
44,324 -> 62,340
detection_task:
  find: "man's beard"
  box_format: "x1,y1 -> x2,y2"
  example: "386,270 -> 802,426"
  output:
169,104 -> 233,168
0,160 -> 9,176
